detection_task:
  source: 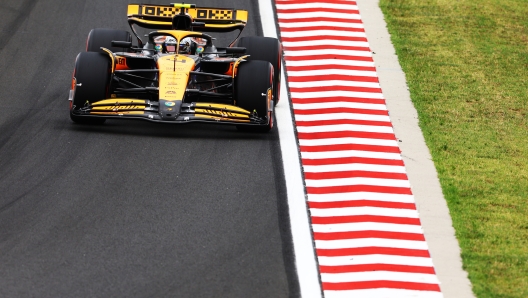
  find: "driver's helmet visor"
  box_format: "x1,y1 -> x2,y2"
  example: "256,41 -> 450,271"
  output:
165,36 -> 177,53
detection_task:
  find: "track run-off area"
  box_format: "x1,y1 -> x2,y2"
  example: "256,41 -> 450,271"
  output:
270,0 -> 442,297
265,0 -> 474,297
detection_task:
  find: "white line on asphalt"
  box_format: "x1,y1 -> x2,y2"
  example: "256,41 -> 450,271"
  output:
318,255 -> 434,267
299,138 -> 399,148
320,271 -> 439,283
291,91 -> 383,99
305,177 -> 411,188
294,113 -> 391,122
285,60 -> 375,67
277,12 -> 361,20
315,238 -> 429,250
282,40 -> 369,48
281,30 -> 367,38
287,69 -> 378,77
289,80 -> 380,89
312,222 -> 424,234
275,3 -> 359,10
279,21 -> 364,29
285,49 -> 372,57
296,124 -> 394,134
301,150 -> 402,160
309,206 -> 418,218
307,193 -> 416,203
259,0 -> 323,297
303,163 -> 406,173
324,289 -> 444,298
293,102 -> 387,111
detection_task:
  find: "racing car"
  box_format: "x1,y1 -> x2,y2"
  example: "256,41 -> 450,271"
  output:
69,3 -> 282,132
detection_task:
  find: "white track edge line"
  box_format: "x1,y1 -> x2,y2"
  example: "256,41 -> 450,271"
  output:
324,289 -> 444,298
259,1 -> 323,298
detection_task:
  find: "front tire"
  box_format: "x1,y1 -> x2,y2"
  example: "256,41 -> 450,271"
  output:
70,52 -> 110,124
235,60 -> 274,132
237,37 -> 282,105
86,28 -> 132,53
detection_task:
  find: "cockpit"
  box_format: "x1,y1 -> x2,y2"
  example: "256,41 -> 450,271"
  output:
152,35 -> 207,55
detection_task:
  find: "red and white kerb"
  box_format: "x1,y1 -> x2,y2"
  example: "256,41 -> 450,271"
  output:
274,0 -> 444,297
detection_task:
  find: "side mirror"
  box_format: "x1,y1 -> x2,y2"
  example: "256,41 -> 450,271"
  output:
226,47 -> 246,54
111,41 -> 132,48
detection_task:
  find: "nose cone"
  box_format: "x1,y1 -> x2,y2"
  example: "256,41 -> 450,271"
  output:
157,55 -> 195,120
159,99 -> 182,121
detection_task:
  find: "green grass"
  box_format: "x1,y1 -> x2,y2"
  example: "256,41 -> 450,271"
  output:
378,0 -> 528,297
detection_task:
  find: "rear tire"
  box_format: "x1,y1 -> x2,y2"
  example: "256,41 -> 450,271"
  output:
70,52 -> 110,124
237,37 -> 282,105
86,28 -> 132,53
235,60 -> 274,132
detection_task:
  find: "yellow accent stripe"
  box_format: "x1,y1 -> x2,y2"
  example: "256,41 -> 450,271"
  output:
232,55 -> 249,78
235,10 -> 248,23
194,103 -> 250,114
128,17 -> 173,26
91,106 -> 145,111
195,108 -> 250,119
194,114 -> 251,123
128,18 -> 245,30
127,4 -> 140,15
91,99 -> 148,106
204,24 -> 245,29
90,111 -> 146,115
100,47 -> 115,72
173,3 -> 193,8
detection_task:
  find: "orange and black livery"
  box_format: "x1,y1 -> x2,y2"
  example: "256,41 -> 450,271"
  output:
69,3 -> 282,132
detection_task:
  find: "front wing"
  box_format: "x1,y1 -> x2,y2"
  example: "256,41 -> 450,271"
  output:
70,98 -> 270,126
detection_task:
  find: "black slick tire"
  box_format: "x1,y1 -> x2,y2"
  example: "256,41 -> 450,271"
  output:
235,60 -> 274,132
86,28 -> 132,53
69,52 -> 110,124
237,37 -> 282,105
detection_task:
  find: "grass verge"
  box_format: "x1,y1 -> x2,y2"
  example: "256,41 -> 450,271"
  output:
378,0 -> 528,297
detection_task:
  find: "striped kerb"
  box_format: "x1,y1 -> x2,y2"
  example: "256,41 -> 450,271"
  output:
274,0 -> 444,297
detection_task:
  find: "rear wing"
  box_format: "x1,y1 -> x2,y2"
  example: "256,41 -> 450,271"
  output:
127,4 -> 248,32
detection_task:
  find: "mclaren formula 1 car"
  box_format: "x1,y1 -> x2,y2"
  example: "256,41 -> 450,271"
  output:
69,3 -> 282,132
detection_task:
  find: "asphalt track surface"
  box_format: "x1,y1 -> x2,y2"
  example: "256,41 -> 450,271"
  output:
0,0 -> 299,297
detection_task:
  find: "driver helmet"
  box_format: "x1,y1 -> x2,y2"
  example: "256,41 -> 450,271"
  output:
153,36 -> 165,52
164,36 -> 177,53
179,37 -> 192,54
